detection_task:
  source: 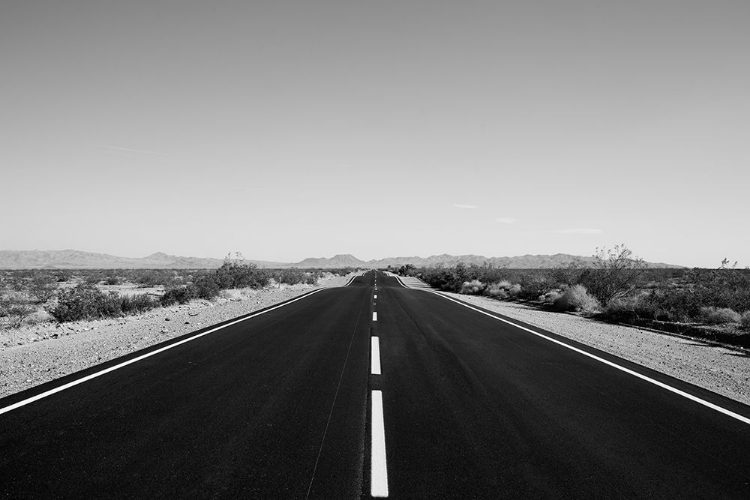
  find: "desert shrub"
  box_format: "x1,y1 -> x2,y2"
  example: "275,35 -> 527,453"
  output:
687,268 -> 750,313
642,288 -> 699,322
133,269 -> 182,288
214,261 -> 269,289
485,281 -> 511,298
741,311 -> 750,329
0,293 -> 38,328
459,279 -> 485,295
552,284 -> 601,314
28,272 -> 57,303
516,273 -> 555,300
99,292 -> 124,318
700,307 -> 742,325
161,286 -> 196,306
193,275 -> 220,300
397,264 -> 417,277
105,275 -> 120,286
578,244 -> 647,306
274,268 -> 308,285
53,270 -> 73,282
549,265 -> 584,288
83,271 -> 105,285
120,294 -> 158,314
50,283 -> 115,322
421,266 -> 457,291
4,304 -> 37,328
603,293 -> 659,322
540,289 -> 563,304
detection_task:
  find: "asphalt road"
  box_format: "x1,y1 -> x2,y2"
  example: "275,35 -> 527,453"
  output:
2,271 -> 750,499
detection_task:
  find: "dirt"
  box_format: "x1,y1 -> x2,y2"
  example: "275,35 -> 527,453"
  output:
0,274 -> 356,399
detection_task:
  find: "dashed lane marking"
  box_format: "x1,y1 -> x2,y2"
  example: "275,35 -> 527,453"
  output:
373,312 -> 378,322
371,337 -> 382,375
371,390 -> 389,498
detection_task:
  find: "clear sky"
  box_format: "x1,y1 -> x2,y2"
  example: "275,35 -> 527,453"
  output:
2,0 -> 748,267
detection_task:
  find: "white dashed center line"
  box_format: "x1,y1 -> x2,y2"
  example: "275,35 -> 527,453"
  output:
371,337 -> 381,375
371,390 -> 389,498
373,312 -> 377,322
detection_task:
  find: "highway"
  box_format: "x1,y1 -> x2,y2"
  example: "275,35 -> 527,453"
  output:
2,271 -> 750,498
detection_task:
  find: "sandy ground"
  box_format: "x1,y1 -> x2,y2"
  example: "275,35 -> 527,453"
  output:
0,273 -> 356,399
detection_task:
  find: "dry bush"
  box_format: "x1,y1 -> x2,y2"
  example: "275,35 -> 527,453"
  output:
28,273 -> 57,303
485,283 -> 508,298
485,280 -> 513,298
741,311 -> 750,329
4,304 -> 37,328
602,293 -> 660,322
540,289 -> 563,304
460,279 -> 485,295
0,291 -> 39,328
552,285 -> 601,315
578,244 -> 647,306
700,306 -> 742,325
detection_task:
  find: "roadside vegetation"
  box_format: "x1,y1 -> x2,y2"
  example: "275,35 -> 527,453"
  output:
394,245 -> 750,349
0,256 -> 354,330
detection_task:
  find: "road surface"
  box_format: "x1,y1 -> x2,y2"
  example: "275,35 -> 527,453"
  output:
2,271 -> 750,498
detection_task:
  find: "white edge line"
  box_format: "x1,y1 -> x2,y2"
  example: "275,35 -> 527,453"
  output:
434,292 -> 750,426
371,337 -> 381,375
0,289 -> 324,416
371,390 -> 389,497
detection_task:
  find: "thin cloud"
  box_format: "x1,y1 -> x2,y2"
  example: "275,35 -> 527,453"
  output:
553,228 -> 603,234
454,204 -> 479,209
495,217 -> 517,224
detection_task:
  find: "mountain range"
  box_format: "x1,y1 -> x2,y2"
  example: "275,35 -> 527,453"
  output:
0,250 -> 682,269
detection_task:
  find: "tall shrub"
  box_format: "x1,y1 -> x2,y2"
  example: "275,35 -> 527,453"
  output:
579,244 -> 647,306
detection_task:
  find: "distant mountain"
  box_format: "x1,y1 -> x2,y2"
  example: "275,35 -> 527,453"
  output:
291,254 -> 368,269
365,253 -> 682,269
0,250 -> 683,270
0,250 -> 281,269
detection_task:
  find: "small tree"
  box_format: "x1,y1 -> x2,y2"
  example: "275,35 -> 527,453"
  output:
397,264 -> 416,277
579,244 -> 647,306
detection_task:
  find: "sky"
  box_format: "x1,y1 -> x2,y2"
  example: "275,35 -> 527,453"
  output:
1,0 -> 748,267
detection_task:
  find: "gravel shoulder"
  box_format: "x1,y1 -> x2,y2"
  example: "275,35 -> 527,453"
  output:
440,291 -> 750,406
0,274 -> 356,400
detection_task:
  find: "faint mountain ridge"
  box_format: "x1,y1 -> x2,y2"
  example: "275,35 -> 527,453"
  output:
0,250 -> 268,269
366,253 -> 681,269
0,250 -> 683,269
293,254 -> 367,268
